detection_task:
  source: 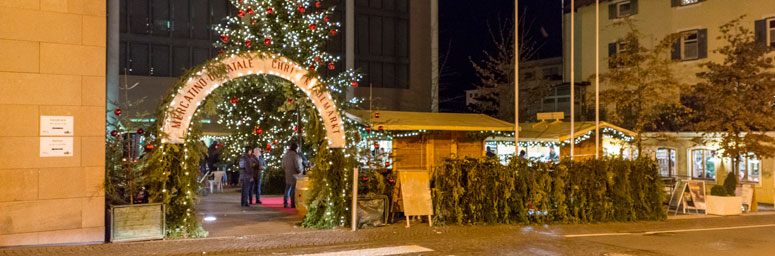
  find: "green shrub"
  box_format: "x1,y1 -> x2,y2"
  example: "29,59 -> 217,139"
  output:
710,185 -> 727,196
723,172 -> 737,196
430,157 -> 665,225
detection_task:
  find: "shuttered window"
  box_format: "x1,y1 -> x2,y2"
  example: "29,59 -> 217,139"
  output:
671,29 -> 707,61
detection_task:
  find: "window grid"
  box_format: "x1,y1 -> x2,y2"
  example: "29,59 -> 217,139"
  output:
692,149 -> 716,180
681,30 -> 699,60
768,18 -> 775,47
616,1 -> 632,18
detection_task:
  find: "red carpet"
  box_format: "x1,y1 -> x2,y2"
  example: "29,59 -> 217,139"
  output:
252,197 -> 297,215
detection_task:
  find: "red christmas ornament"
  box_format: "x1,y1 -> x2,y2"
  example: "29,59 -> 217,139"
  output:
352,81 -> 359,87
145,144 -> 154,150
378,126 -> 383,131
374,112 -> 380,118
362,177 -> 368,181
389,179 -> 395,183
247,8 -> 254,15
365,127 -> 371,132
244,40 -> 252,47
220,34 -> 229,43
324,16 -> 330,22
253,126 -> 261,134
218,50 -> 225,56
315,1 -> 321,8
328,62 -> 335,70
264,38 -> 272,45
266,7 -> 274,14
136,128 -> 144,135
294,126 -> 298,133
308,64 -> 315,70
273,140 -> 278,145
330,29 -> 337,35
238,10 -> 245,17
113,109 -> 122,116
288,98 -> 294,104
298,6 -> 305,13
110,130 -> 118,137
230,96 -> 239,105
266,143 -> 272,151
314,56 -> 320,62
385,162 -> 390,167
374,142 -> 380,149
252,20 -> 256,24
310,24 -> 316,30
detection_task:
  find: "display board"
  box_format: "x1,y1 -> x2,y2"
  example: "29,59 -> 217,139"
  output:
398,170 -> 433,216
687,180 -> 706,211
736,184 -> 755,212
668,180 -> 687,211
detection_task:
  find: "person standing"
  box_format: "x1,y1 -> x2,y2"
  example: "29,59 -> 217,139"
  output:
251,147 -> 266,204
239,146 -> 255,207
281,143 -> 303,208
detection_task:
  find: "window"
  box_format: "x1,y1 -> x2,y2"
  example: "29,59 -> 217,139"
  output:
681,31 -> 699,60
769,18 -> 775,47
737,153 -> 760,183
609,0 -> 638,20
656,148 -> 676,177
681,0 -> 699,5
692,149 -> 717,180
616,1 -> 632,18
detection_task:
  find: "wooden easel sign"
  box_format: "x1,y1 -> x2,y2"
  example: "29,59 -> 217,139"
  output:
398,169 -> 433,227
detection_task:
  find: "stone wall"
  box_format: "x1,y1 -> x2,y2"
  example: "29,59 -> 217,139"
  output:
0,0 -> 106,246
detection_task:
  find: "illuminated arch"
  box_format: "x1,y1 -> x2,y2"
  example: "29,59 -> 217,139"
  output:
161,52 -> 346,148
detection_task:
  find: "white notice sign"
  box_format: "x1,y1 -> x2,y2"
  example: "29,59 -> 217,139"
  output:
41,116 -> 74,136
40,137 -> 74,157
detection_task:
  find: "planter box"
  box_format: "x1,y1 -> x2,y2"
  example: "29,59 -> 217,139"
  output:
110,203 -> 165,242
706,196 -> 742,216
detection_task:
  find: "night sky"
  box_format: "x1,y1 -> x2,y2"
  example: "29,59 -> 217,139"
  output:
439,0 -> 562,113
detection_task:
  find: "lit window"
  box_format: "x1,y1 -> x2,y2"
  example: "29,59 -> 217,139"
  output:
768,18 -> 775,47
656,148 -> 676,177
737,153 -> 760,183
692,149 -> 716,180
681,0 -> 699,6
616,1 -> 632,18
681,31 -> 699,60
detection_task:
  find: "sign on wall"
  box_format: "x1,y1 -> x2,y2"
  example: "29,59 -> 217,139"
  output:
40,137 -> 73,157
161,53 -> 346,148
40,116 -> 73,136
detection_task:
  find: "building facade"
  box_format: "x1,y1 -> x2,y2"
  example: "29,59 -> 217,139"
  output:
565,0 -> 775,91
0,0 -> 106,246
116,0 -> 438,116
565,0 -> 775,204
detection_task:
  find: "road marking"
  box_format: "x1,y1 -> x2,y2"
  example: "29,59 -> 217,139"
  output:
564,223 -> 775,238
297,245 -> 434,256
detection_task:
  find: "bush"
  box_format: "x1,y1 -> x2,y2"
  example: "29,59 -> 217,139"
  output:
723,171 -> 737,196
430,157 -> 666,225
710,185 -> 727,196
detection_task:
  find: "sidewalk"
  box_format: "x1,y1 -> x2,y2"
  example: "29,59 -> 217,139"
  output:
197,189 -> 307,237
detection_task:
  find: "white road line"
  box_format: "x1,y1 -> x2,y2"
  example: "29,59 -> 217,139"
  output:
297,245 -> 434,256
564,223 -> 775,238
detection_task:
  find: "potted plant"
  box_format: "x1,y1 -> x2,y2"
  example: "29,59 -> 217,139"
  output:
706,173 -> 743,216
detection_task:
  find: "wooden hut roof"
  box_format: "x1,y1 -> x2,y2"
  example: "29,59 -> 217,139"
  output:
346,110 -> 515,131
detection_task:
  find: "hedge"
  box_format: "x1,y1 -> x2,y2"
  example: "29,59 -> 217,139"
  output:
431,157 -> 666,225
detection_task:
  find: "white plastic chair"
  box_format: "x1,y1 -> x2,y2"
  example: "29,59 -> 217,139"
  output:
210,171 -> 225,193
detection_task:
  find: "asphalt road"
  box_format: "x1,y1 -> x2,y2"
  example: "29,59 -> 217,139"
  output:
256,214 -> 775,256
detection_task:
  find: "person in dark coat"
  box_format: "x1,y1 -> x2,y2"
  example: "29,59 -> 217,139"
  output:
281,143 -> 303,208
239,146 -> 255,207
250,147 -> 266,204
